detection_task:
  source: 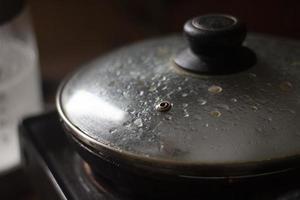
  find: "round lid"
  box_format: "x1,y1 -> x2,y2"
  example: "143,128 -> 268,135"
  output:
57,14 -> 300,177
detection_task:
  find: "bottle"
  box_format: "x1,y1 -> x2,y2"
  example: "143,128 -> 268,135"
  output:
0,0 -> 42,174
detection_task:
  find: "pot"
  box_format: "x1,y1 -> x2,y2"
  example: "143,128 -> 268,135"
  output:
56,14 -> 300,198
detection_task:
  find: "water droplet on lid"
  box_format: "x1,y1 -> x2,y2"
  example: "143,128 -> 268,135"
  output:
126,107 -> 135,114
182,93 -> 188,97
267,117 -> 272,122
122,91 -> 130,98
164,115 -> 172,120
183,109 -> 189,117
139,91 -> 144,96
204,123 -> 209,127
231,98 -> 238,103
149,86 -> 156,92
182,103 -> 188,108
279,81 -> 293,92
160,144 -> 165,151
166,91 -> 174,98
138,128 -> 143,134
177,87 -> 182,91
162,86 -> 168,90
251,105 -> 258,111
162,76 -> 167,81
208,85 -> 223,94
249,73 -> 257,78
117,89 -> 122,93
123,121 -> 131,127
210,110 -> 222,118
155,97 -> 161,102
116,70 -> 121,76
134,118 -> 143,127
109,128 -> 117,134
198,99 -> 207,105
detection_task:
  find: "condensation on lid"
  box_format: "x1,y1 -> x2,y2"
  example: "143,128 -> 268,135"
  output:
58,34 -> 300,166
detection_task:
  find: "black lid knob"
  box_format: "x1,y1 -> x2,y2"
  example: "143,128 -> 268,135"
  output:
184,14 -> 246,55
174,14 -> 256,75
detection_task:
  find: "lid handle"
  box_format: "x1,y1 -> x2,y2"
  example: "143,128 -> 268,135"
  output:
174,14 -> 256,75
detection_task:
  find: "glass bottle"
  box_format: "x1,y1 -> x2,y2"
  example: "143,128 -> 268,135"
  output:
0,0 -> 42,174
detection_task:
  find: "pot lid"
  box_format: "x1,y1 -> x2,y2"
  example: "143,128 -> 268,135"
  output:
57,14 -> 300,177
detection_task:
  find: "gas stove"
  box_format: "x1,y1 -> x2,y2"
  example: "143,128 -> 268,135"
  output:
19,111 -> 300,200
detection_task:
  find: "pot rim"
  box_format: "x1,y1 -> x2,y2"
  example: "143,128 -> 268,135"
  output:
56,76 -> 300,178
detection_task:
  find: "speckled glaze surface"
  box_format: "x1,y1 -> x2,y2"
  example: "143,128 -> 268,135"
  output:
57,34 -> 300,170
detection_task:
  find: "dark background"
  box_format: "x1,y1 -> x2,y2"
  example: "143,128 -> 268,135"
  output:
1,0 -> 300,199
27,0 -> 300,101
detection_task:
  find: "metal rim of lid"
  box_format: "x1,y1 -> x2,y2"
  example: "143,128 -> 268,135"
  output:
56,76 -> 300,178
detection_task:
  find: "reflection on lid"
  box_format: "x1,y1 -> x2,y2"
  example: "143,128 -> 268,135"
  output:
65,90 -> 126,122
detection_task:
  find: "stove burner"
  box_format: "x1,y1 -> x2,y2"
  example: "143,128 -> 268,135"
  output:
81,161 -> 121,199
82,162 -> 104,192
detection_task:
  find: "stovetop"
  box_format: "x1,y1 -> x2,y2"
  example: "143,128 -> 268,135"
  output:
19,111 -> 300,200
20,111 -> 120,200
